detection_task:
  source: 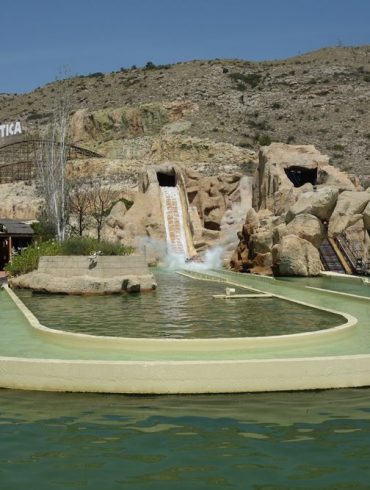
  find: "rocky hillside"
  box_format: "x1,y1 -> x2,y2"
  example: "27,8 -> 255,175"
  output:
1,45 -> 370,181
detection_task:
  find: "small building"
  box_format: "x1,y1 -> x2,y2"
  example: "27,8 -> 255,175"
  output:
0,219 -> 34,270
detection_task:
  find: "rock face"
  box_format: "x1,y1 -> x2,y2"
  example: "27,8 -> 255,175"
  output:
271,235 -> 322,277
0,182 -> 42,220
70,102 -> 198,145
69,103 -> 257,177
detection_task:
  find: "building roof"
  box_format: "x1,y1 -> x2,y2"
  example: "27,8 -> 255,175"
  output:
0,219 -> 34,236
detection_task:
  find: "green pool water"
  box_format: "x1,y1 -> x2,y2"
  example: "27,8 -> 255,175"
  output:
15,271 -> 342,338
0,268 -> 369,360
1,388 -> 370,489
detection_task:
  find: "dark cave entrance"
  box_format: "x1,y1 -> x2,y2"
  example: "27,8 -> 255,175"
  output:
157,171 -> 176,187
284,166 -> 318,187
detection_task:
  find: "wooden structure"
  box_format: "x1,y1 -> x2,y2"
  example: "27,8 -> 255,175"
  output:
0,219 -> 34,270
0,139 -> 101,184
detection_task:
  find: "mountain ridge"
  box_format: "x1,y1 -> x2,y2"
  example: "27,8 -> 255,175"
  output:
1,45 -> 369,181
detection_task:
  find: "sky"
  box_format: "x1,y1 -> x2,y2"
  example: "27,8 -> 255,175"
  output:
1,0 -> 370,94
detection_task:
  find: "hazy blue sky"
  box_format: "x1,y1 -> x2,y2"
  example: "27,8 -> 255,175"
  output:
1,0 -> 370,94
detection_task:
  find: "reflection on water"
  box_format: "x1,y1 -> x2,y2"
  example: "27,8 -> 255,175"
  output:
1,388 -> 370,489
16,270 -> 343,338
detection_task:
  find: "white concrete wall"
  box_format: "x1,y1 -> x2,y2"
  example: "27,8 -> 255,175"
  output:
38,254 -> 149,278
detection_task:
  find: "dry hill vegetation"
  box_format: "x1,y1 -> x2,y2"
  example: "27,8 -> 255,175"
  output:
1,46 -> 370,181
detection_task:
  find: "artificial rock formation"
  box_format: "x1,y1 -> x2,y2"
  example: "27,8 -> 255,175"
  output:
253,143 -> 355,216
231,143 -> 370,276
102,163 -> 252,263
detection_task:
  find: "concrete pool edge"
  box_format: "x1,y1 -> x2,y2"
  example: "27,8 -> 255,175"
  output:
1,354 -> 370,393
3,283 -> 357,352
2,274 -> 370,394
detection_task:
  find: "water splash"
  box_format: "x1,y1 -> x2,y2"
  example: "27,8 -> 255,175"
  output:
165,246 -> 224,271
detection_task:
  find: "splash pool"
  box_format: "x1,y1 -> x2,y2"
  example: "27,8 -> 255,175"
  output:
0,268 -> 369,393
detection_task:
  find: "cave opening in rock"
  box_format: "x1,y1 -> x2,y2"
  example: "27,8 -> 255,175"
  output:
285,166 -> 318,187
157,171 -> 176,187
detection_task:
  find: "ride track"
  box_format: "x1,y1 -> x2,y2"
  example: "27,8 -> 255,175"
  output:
0,139 -> 102,183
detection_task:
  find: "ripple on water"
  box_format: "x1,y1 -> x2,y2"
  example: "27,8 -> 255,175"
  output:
16,270 -> 344,339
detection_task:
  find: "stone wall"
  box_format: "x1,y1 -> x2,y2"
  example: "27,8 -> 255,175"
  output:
38,254 -> 149,278
10,254 -> 156,294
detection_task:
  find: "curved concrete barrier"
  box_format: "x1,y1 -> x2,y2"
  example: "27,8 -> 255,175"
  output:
1,270 -> 369,394
4,284 -> 356,353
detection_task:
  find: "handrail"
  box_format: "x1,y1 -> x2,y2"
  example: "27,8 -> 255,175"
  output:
335,232 -> 370,275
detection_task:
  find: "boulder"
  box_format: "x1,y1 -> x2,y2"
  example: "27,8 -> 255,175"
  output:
272,235 -> 322,276
286,186 -> 339,223
286,213 -> 325,248
328,191 -> 370,236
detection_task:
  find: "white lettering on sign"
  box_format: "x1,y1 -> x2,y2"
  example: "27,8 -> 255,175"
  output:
0,121 -> 22,138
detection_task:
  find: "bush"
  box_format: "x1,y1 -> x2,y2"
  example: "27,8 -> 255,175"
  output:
145,61 -> 156,70
5,241 -> 61,277
5,237 -> 134,277
228,72 -> 262,88
59,237 -> 133,256
258,134 -> 272,146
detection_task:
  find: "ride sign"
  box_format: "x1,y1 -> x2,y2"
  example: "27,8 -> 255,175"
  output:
0,121 -> 22,138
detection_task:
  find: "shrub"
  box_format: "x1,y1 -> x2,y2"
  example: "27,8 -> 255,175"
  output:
5,238 -> 134,277
145,61 -> 156,70
271,102 -> 281,110
86,72 -> 104,78
59,236 -> 133,256
228,72 -> 262,88
333,144 -> 344,151
122,198 -> 134,210
258,134 -> 272,146
5,241 -> 61,277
